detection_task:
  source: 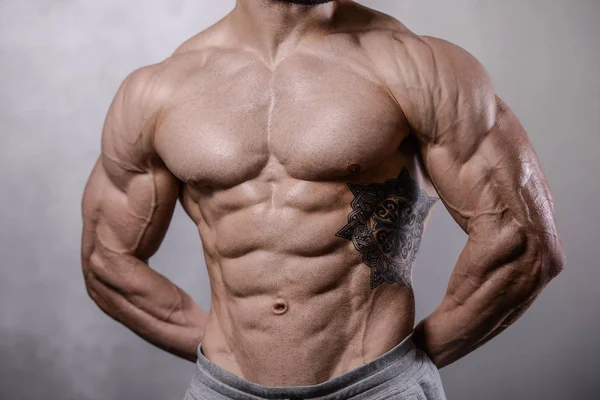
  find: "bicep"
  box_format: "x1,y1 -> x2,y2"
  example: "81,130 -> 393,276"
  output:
82,155 -> 179,264
424,97 -> 557,241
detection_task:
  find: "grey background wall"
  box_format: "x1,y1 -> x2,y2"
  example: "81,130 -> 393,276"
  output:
0,1 -> 598,399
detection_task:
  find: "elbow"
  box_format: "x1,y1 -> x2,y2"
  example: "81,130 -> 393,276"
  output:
532,218 -> 566,282
500,226 -> 565,302
82,257 -> 100,303
541,236 -> 566,282
526,229 -> 566,291
81,252 -> 110,307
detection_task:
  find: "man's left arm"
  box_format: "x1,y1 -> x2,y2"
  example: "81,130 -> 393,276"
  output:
390,36 -> 566,368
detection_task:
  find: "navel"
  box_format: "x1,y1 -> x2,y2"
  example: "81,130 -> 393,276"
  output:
271,298 -> 289,315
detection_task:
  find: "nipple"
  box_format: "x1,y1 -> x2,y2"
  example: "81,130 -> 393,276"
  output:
346,163 -> 361,174
272,298 -> 289,315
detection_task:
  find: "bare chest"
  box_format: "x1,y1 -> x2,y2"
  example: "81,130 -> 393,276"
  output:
155,51 -> 409,188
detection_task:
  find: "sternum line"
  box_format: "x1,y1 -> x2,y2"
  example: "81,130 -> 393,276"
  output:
265,72 -> 276,152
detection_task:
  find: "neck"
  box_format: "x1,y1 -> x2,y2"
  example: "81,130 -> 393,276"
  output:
230,0 -> 338,63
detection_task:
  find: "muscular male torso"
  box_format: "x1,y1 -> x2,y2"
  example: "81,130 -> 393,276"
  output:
160,8 -> 435,385
82,0 -> 564,390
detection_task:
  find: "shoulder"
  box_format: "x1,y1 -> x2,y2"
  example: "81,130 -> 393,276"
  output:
104,19 -> 239,141
367,28 -> 492,90
104,61 -> 173,143
404,35 -> 492,88
115,63 -> 171,115
116,19 -> 226,113
368,31 -> 497,141
101,62 -> 174,170
396,34 -> 496,115
349,11 -> 492,91
108,41 -> 212,128
100,25 -> 227,177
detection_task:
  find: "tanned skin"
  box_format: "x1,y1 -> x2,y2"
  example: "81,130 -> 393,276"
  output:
81,0 -> 565,386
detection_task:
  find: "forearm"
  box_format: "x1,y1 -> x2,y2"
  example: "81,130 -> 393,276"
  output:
412,228 -> 563,368
83,250 -> 208,362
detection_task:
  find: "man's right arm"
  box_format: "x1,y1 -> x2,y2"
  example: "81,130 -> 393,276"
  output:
81,66 -> 208,361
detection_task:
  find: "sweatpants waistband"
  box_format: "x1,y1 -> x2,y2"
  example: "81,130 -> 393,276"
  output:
190,332 -> 427,400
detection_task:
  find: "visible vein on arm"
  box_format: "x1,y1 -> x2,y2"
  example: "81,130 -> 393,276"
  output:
131,164 -> 159,253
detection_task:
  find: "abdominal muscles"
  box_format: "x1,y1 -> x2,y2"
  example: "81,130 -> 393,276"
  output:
180,171 -> 425,386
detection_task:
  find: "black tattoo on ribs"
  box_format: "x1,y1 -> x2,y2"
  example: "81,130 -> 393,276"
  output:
336,168 -> 436,291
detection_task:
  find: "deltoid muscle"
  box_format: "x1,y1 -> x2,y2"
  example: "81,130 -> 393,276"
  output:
336,168 -> 436,291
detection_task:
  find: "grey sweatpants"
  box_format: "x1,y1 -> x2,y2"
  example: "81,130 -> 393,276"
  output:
183,332 -> 447,400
